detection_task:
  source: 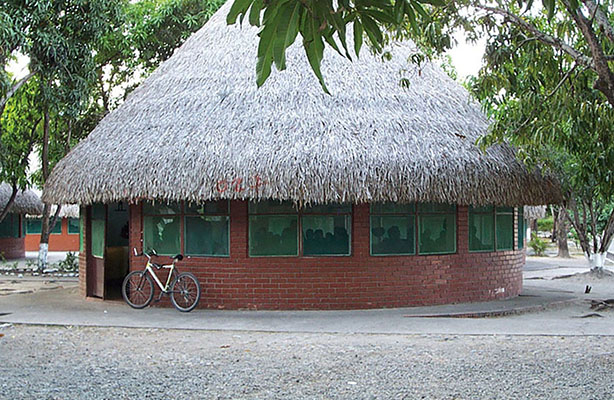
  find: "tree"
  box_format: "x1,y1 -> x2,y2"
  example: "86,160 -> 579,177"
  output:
0,78 -> 42,223
1,0 -> 223,269
228,0 -> 614,269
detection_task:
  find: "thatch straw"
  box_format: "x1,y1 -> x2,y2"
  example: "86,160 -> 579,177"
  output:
43,2 -> 560,207
524,205 -> 547,220
0,183 -> 44,215
26,204 -> 79,219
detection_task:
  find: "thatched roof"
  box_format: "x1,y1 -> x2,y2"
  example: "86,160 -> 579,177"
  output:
524,205 -> 547,220
43,2 -> 560,207
27,204 -> 79,219
0,183 -> 43,215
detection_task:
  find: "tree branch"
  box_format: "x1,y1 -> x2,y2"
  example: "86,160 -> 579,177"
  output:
0,71 -> 36,116
583,0 -> 614,43
563,0 -> 614,106
476,5 -> 594,69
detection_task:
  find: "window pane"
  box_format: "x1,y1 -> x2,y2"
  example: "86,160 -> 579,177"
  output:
496,214 -> 514,250
470,205 -> 492,213
249,215 -> 298,256
50,219 -> 62,234
469,213 -> 494,252
0,214 -> 19,238
370,203 -> 415,214
185,216 -> 229,256
302,215 -> 351,255
26,218 -> 42,234
418,203 -> 456,213
68,218 -> 80,234
248,200 -> 296,214
371,215 -> 415,255
79,208 -> 85,252
185,200 -> 228,215
419,214 -> 456,254
143,201 -> 181,215
143,216 -> 181,255
91,219 -> 105,258
303,204 -> 351,214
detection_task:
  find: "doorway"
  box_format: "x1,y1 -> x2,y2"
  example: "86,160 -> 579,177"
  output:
86,202 -> 130,299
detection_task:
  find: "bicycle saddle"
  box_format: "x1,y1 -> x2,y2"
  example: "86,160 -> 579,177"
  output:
173,254 -> 184,261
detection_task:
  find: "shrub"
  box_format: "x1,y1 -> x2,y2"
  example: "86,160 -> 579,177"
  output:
58,252 -> 78,272
529,233 -> 548,256
537,216 -> 554,233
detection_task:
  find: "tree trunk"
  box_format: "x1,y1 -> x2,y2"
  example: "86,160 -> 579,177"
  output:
556,209 -> 570,258
551,205 -> 558,242
38,106 -> 51,272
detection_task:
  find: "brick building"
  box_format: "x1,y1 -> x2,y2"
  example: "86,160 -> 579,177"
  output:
42,4 -> 560,309
25,205 -> 80,252
0,183 -> 43,259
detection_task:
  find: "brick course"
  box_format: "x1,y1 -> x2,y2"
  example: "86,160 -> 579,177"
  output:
110,201 -> 523,310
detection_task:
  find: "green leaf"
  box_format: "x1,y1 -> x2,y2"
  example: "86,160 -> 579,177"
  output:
256,23 -> 276,87
248,0 -> 264,26
271,1 -> 301,70
542,0 -> 555,19
303,15 -> 330,94
353,19 -> 363,57
227,0 -> 254,24
360,14 -> 383,51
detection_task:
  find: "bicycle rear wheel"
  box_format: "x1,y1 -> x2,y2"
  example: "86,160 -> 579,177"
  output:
170,272 -> 201,312
122,271 -> 154,309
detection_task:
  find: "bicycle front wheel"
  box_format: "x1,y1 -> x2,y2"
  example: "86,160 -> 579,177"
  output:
170,272 -> 201,312
122,271 -> 154,309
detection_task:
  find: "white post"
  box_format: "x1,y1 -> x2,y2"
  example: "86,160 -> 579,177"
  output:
38,243 -> 48,272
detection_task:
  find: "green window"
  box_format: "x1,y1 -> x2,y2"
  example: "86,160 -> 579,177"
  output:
25,218 -> 61,234
496,207 -> 514,250
26,218 -> 42,234
370,204 -> 415,256
249,201 -> 298,256
184,200 -> 230,257
302,204 -> 351,256
49,219 -> 62,234
143,201 -> 181,256
79,207 -> 85,252
248,201 -> 352,257
0,214 -> 20,238
68,218 -> 80,234
469,206 -> 495,252
517,207 -> 525,249
418,203 -> 456,255
91,204 -> 106,258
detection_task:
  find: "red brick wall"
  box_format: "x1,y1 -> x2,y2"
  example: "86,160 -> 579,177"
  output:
25,218 -> 80,252
118,201 -> 525,310
0,236 -> 25,259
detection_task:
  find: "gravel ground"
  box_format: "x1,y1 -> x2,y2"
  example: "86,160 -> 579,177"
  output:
0,325 -> 612,399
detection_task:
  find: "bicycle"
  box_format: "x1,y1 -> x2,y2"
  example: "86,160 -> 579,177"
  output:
122,248 -> 201,312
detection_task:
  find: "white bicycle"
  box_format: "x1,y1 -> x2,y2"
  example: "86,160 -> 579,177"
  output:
121,248 -> 201,312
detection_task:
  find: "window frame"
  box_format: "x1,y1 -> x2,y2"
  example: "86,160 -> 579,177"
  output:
517,207 -> 525,250
183,201 -> 230,258
468,206 -> 495,253
67,217 -> 80,235
142,200 -> 230,257
495,206 -> 515,251
248,201 -> 353,258
369,204 -> 416,256
467,206 -> 517,252
417,203 -> 457,255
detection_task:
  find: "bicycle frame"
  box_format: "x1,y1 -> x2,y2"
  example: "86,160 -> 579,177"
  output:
144,260 -> 176,293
